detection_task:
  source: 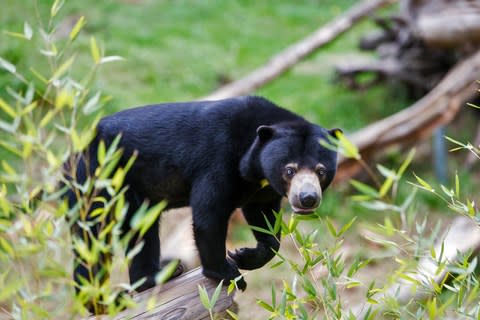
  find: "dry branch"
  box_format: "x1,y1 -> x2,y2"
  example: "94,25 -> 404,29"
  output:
203,0 -> 396,101
336,50 -> 480,182
98,268 -> 235,320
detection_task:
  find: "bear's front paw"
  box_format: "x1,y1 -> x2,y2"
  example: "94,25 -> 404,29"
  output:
228,246 -> 274,270
202,259 -> 247,291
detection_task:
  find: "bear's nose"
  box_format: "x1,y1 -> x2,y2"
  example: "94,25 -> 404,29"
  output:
299,191 -> 319,208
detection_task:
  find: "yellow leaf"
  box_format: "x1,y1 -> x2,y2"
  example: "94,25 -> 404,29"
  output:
2,161 -> 16,175
337,131 -> 360,160
69,16 -> 85,41
20,215 -> 33,236
55,88 -> 74,109
90,37 -> 101,64
3,31 -> 27,39
260,179 -> 269,188
46,151 -> 59,167
50,56 -> 75,81
71,129 -> 81,152
30,68 -> 48,84
50,0 -> 64,17
0,237 -> 14,256
40,110 -> 56,127
21,101 -> 38,115
0,98 -> 17,118
22,142 -> 32,159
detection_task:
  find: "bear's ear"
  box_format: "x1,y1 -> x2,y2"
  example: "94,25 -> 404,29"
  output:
328,128 -> 343,138
257,125 -> 275,142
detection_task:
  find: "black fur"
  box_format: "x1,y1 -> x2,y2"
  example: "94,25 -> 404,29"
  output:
65,96 -> 338,295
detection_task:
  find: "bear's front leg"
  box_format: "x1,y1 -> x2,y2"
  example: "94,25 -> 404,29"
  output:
190,180 -> 246,290
228,198 -> 281,270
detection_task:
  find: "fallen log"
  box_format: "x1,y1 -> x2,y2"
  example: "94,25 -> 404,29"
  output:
203,0 -> 396,101
409,0 -> 480,48
336,50 -> 480,183
95,268 -> 235,320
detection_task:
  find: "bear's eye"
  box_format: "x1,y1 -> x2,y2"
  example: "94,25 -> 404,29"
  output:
285,167 -> 296,178
317,168 -> 326,177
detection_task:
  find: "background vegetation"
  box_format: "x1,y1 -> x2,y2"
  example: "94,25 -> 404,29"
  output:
0,0 -> 478,319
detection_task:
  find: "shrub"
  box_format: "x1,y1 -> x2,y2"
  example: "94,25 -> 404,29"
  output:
0,1 -> 144,317
249,130 -> 480,319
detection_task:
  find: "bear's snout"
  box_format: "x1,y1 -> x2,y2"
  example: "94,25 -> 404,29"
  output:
287,170 -> 322,214
299,190 -> 319,208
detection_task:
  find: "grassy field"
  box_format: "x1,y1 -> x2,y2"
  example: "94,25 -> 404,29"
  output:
1,0 -> 409,131
1,0 -> 478,318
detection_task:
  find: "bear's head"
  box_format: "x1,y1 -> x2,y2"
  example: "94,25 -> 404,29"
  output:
241,121 -> 340,214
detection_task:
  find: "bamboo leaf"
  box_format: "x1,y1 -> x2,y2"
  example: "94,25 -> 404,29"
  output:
198,285 -> 211,310
325,217 -> 337,237
444,135 -> 465,148
131,200 -> 167,237
90,37 -> 101,64
50,0 -> 64,17
337,131 -> 360,160
50,56 -> 75,81
0,237 -> 14,256
23,22 -> 33,40
455,172 -> 460,198
69,16 -> 85,41
155,260 -> 179,285
257,300 -> 275,312
412,173 -> 435,192
397,148 -> 415,177
83,91 -> 101,115
40,110 -> 56,128
55,88 -> 74,109
29,68 -> 48,84
0,99 -> 17,118
0,57 -> 16,74
210,280 -> 224,309
2,161 -> 16,176
350,180 -> 378,198
0,279 -> 22,301
379,176 -> 394,197
376,164 -> 396,179
337,216 -> 357,237
467,102 -> 480,109
3,31 -> 26,39
99,56 -> 124,64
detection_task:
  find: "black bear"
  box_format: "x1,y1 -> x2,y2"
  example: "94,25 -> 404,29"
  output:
65,96 -> 339,300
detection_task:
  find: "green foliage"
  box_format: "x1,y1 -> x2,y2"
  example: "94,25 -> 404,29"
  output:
255,133 -> 480,319
199,280 -> 224,320
0,2 -> 149,317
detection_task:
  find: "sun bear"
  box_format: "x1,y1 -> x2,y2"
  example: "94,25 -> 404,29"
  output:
65,96 -> 339,301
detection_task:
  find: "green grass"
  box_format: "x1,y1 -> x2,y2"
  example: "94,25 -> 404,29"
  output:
1,0 -> 409,131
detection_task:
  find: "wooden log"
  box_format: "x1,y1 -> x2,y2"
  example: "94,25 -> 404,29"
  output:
351,216 -> 480,318
94,268 -> 235,320
203,0 -> 396,101
336,50 -> 480,183
404,0 -> 480,48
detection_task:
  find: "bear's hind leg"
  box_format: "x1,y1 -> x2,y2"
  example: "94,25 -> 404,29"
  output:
123,191 -> 183,292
